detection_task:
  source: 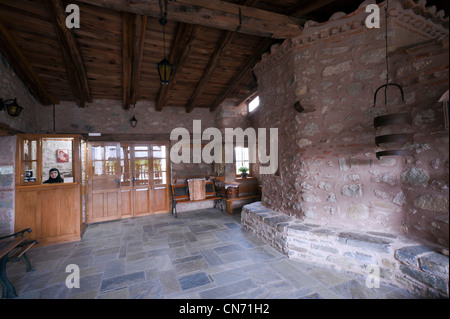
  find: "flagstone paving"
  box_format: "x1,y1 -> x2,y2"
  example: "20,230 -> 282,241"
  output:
5,208 -> 420,299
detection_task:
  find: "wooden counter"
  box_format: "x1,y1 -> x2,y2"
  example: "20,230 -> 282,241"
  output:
15,183 -> 81,246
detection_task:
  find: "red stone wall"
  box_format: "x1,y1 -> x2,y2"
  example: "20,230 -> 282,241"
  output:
251,0 -> 449,247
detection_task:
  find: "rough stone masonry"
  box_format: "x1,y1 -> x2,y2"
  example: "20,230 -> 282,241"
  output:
246,0 -> 449,298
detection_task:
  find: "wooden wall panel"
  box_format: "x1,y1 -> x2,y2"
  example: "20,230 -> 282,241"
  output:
15,184 -> 81,246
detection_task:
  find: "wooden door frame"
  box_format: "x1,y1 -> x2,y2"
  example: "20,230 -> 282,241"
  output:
86,142 -> 121,224
86,140 -> 171,223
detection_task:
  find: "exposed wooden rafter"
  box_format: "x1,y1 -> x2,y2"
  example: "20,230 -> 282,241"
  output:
289,0 -> 336,17
185,30 -> 235,113
210,37 -> 274,112
45,0 -> 91,108
184,0 -> 260,113
75,0 -> 305,39
0,19 -> 58,106
122,12 -> 147,110
155,23 -> 199,112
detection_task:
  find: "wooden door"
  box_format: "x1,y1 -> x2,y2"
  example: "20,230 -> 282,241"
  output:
87,142 -> 170,223
119,144 -> 133,218
150,143 -> 170,213
133,145 -> 152,216
87,143 -> 121,223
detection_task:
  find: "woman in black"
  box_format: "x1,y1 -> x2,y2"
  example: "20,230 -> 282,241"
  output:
44,168 -> 64,183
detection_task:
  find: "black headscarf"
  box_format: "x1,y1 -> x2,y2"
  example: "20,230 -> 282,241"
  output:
44,168 -> 64,184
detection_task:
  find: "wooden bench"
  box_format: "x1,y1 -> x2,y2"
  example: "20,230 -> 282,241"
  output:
171,181 -> 222,218
224,194 -> 261,215
223,179 -> 261,215
0,228 -> 38,299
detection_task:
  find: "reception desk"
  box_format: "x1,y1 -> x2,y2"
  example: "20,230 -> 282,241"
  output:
15,183 -> 81,246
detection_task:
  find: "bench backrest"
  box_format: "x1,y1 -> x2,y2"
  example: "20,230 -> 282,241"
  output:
171,181 -> 216,200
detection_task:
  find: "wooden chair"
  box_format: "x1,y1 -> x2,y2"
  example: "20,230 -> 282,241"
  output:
0,228 -> 38,299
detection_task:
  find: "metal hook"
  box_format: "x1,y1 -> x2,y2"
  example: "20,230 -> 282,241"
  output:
373,82 -> 405,107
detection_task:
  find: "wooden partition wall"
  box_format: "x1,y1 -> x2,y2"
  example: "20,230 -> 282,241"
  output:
14,134 -> 86,246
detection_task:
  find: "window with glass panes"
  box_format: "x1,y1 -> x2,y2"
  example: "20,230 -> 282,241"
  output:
235,146 -> 249,174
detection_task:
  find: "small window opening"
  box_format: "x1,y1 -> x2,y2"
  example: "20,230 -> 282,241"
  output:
248,96 -> 259,112
235,146 -> 249,174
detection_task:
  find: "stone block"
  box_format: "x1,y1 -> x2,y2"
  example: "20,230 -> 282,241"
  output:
394,245 -> 430,266
400,265 -> 448,293
322,60 -> 352,76
310,228 -> 336,238
311,243 -> 339,254
401,167 -> 429,186
345,203 -> 369,220
413,194 -> 449,212
338,232 -> 392,253
419,252 -> 449,277
341,184 -> 362,198
287,224 -> 313,236
344,251 -> 375,264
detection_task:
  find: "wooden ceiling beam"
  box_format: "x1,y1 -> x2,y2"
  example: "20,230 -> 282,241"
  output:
289,0 -> 335,17
75,0 -> 305,39
185,30 -> 235,113
184,0 -> 260,113
155,23 -> 199,112
0,19 -> 58,105
45,0 -> 91,108
210,37 -> 274,112
122,12 -> 147,110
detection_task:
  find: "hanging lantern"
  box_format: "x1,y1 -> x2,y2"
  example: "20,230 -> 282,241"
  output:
156,1 -> 173,85
157,57 -> 174,85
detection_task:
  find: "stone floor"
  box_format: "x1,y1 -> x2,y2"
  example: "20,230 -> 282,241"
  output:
5,208 -> 420,299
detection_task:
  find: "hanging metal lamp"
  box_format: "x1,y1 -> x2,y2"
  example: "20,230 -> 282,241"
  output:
156,0 -> 173,85
373,0 -> 412,160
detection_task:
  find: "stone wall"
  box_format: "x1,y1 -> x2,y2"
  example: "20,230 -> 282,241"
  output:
0,52 -> 40,236
251,0 -> 449,248
0,52 -> 40,133
33,99 -> 218,182
242,201 -> 449,298
0,136 -> 16,236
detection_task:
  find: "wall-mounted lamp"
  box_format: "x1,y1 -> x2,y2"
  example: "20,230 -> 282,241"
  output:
130,115 -> 138,128
0,98 -> 23,117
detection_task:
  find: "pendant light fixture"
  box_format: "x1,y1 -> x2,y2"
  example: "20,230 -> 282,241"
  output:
373,0 -> 412,160
156,0 -> 173,85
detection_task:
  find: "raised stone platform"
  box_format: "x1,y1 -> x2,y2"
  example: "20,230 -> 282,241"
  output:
241,202 -> 449,298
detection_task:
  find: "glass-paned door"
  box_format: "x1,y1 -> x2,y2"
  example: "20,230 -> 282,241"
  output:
87,143 -> 121,223
87,142 -> 170,223
133,145 -> 152,216
119,144 -> 133,218
151,144 -> 169,213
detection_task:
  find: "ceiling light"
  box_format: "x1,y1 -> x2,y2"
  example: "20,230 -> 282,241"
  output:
156,0 -> 174,85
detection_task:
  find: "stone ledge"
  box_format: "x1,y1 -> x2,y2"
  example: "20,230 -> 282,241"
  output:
241,202 -> 449,298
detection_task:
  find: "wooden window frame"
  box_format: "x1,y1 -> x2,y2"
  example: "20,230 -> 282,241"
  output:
16,134 -> 82,187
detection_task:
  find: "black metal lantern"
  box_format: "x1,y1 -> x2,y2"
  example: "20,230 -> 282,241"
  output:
0,98 -> 23,117
130,115 -> 138,128
157,57 -> 174,85
156,1 -> 173,85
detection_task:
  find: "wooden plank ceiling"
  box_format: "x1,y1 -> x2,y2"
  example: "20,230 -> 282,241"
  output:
0,0 -> 448,112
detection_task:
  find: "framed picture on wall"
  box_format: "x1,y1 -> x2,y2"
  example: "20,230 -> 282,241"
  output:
57,149 -> 69,162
